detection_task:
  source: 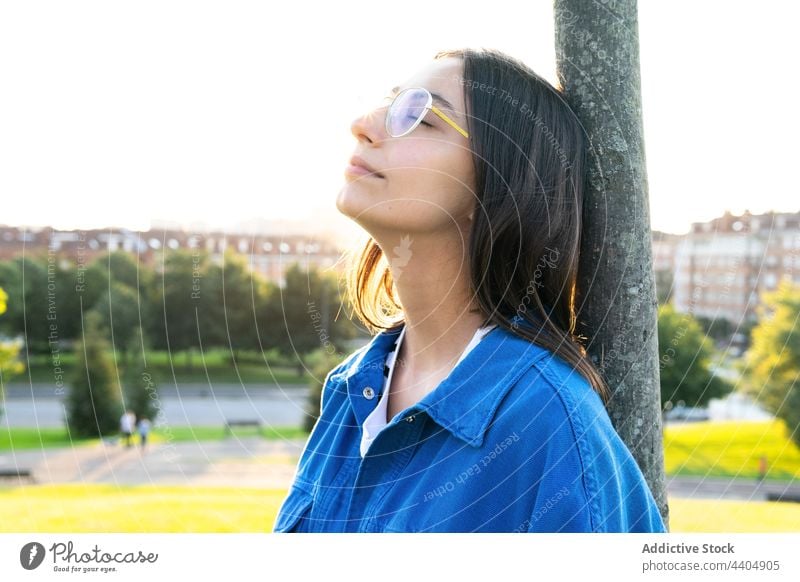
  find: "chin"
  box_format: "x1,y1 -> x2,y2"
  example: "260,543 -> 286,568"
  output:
337,180 -> 383,215
335,184 -> 361,219
339,206 -> 399,235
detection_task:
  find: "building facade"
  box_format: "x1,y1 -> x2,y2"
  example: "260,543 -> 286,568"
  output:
670,211 -> 800,325
0,224 -> 345,287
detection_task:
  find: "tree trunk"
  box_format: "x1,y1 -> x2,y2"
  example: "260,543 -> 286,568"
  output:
554,0 -> 669,529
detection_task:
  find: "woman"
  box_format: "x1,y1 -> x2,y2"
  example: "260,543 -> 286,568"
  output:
273,47 -> 667,533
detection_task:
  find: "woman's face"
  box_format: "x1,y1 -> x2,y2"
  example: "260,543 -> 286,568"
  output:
337,57 -> 475,236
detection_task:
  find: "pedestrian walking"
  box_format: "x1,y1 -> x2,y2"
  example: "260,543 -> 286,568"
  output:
138,417 -> 152,450
119,410 -> 136,448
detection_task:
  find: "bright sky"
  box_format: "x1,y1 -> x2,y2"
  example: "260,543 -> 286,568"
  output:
1,1 -> 797,245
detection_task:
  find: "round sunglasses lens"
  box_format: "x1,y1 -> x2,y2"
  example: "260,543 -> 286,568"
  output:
387,88 -> 428,136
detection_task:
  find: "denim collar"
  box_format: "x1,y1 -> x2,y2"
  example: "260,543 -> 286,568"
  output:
335,315 -> 551,447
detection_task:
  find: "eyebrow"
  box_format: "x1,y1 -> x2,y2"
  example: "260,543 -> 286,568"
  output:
391,85 -> 460,120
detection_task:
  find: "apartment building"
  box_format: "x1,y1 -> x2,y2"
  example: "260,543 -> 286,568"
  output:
0,224 -> 345,287
671,210 -> 800,324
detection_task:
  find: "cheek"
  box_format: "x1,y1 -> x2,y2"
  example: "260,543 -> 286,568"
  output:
418,149 -> 475,218
391,144 -> 474,198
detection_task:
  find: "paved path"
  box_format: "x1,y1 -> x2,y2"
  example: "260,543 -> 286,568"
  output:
2,382 -> 306,400
0,437 -> 309,489
1,384 -> 310,428
2,435 -> 799,501
3,382 -> 799,500
666,475 -> 800,502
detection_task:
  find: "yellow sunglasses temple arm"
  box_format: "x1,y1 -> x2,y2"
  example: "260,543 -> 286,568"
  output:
430,105 -> 469,138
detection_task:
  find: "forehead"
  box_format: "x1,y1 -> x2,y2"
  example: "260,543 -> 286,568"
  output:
396,57 -> 465,113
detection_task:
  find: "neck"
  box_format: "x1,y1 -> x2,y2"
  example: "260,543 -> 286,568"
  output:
378,229 -> 486,379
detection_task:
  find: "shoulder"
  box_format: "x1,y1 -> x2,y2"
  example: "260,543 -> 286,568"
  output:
494,347 -> 666,532
500,345 -> 608,440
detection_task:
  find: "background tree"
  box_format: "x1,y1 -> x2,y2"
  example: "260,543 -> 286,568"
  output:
104,250 -> 151,291
0,286 -> 26,420
657,304 -> 731,408
49,259 -> 85,344
555,0 -> 669,526
72,260 -> 111,319
66,311 -> 123,438
92,250 -> 155,361
0,262 -> 22,338
0,256 -> 51,354
744,279 -> 800,446
122,325 -> 160,424
279,264 -> 355,376
303,347 -> 347,432
90,281 -> 141,366
149,249 -> 208,369
0,254 -> 139,361
254,278 -> 285,356
694,316 -> 735,343
201,249 -> 262,362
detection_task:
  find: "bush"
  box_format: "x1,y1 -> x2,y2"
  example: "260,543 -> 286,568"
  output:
66,312 -> 123,438
744,279 -> 800,447
122,326 -> 160,424
303,348 -> 346,433
0,286 -> 25,421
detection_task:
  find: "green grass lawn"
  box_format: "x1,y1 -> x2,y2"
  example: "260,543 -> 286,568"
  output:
664,419 -> 800,482
7,419 -> 799,483
669,497 -> 800,532
0,484 -> 287,532
0,484 -> 796,532
19,348 -> 310,384
3,416 -> 800,533
1,418 -> 800,532
0,428 -> 102,451
0,425 -> 309,452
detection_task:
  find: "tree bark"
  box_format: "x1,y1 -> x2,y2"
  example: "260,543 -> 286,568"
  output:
554,0 -> 669,529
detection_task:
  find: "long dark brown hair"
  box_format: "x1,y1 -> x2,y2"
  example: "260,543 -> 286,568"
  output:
342,47 -> 610,404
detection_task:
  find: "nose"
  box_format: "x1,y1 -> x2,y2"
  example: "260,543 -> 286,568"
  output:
350,100 -> 390,144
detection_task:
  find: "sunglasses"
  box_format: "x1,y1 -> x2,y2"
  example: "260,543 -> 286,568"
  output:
381,87 -> 469,139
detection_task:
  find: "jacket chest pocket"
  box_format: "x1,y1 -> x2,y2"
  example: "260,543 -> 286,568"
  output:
272,477 -> 317,533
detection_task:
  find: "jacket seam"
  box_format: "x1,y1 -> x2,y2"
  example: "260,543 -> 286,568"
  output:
533,360 -> 601,532
461,349 -> 552,445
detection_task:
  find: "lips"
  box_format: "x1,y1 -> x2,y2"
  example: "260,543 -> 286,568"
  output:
348,155 -> 384,178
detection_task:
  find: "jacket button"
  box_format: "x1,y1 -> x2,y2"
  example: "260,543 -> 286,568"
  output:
362,386 -> 375,399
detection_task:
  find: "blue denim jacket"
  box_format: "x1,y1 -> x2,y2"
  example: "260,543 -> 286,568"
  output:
273,317 -> 667,533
